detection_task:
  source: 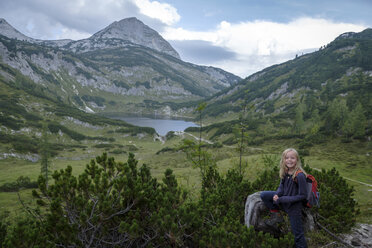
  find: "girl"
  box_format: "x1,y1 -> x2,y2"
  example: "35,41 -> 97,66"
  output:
260,148 -> 308,248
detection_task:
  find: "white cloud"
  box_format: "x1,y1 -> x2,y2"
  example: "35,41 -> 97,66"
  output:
134,0 -> 180,25
0,0 -> 176,40
162,17 -> 367,77
57,27 -> 92,40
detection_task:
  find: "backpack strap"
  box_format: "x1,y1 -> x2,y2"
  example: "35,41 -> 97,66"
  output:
293,169 -> 303,181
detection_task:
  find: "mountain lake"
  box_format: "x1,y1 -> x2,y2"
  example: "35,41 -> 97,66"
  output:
105,114 -> 198,136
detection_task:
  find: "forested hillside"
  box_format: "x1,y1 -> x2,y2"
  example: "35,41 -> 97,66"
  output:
0,62 -> 155,158
187,29 -> 371,147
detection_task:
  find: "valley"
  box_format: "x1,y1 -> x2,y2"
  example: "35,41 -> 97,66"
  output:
0,113 -> 370,223
0,16 -> 371,247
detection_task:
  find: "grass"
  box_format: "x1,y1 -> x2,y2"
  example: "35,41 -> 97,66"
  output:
0,189 -> 35,221
0,159 -> 39,185
0,129 -> 371,227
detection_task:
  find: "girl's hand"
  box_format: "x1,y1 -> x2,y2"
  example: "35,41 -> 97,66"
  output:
273,195 -> 279,202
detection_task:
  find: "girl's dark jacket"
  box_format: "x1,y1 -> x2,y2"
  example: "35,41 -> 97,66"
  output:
274,172 -> 307,214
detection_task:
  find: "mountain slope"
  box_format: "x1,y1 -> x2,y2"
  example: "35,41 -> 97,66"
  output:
0,61 -> 156,160
0,18 -> 73,46
184,29 -> 372,150
0,18 -> 240,115
0,18 -> 34,42
203,28 -> 372,119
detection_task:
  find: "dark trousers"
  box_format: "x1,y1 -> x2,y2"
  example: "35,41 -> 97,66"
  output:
260,191 -> 307,248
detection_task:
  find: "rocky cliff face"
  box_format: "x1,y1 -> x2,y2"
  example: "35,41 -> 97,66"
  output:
0,18 -> 34,42
90,17 -> 180,59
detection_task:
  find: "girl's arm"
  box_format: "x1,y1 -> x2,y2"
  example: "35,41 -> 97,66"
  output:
276,173 -> 307,204
275,179 -> 284,197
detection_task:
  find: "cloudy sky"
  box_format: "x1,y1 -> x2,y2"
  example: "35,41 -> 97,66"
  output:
0,0 -> 371,77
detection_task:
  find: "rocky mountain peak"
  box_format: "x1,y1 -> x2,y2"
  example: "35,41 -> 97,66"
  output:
90,17 -> 180,59
335,28 -> 372,41
0,18 -> 33,42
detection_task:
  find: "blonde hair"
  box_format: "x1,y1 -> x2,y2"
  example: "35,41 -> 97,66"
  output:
279,148 -> 307,179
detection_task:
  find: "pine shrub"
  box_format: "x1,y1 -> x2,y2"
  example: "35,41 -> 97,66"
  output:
2,153 -> 358,247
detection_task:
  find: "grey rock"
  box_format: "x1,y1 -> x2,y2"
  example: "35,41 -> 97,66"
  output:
351,237 -> 361,246
90,17 -> 180,59
342,224 -> 372,248
0,152 -> 40,162
0,18 -> 34,42
245,191 -> 316,237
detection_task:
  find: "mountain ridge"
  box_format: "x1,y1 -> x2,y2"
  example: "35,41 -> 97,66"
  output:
202,28 -> 372,117
90,17 -> 180,59
0,18 -> 241,115
0,18 -> 35,42
0,17 -> 180,58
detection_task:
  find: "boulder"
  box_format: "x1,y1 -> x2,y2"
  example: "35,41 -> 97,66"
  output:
342,223 -> 372,248
244,191 -> 316,237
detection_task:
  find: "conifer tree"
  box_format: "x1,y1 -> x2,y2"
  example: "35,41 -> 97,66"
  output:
343,102 -> 366,138
325,98 -> 349,135
265,118 -> 275,136
39,122 -> 50,188
180,102 -> 215,180
352,102 -> 367,138
310,108 -> 321,130
196,102 -> 206,163
311,167 -> 359,233
294,102 -> 305,133
0,212 -> 7,247
26,153 -> 198,247
234,103 -> 252,175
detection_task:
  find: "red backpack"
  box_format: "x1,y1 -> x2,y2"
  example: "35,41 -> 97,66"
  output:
295,170 -> 320,208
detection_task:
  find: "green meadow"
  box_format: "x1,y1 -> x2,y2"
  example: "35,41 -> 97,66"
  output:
1,130 -> 370,224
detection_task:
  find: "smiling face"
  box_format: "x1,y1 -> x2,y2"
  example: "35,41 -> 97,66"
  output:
285,150 -> 298,171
